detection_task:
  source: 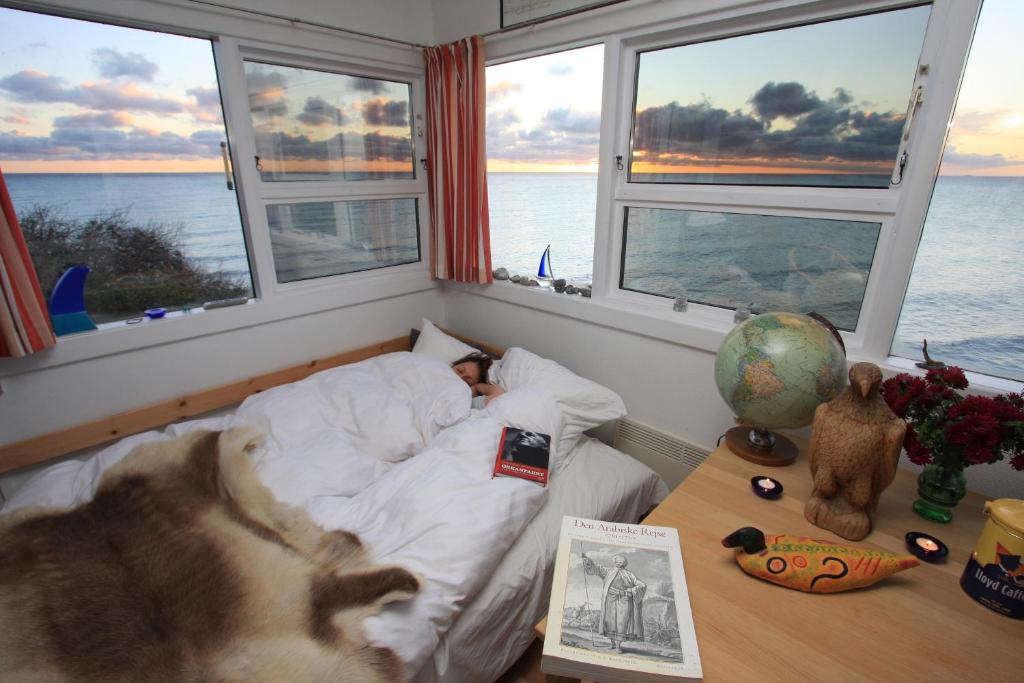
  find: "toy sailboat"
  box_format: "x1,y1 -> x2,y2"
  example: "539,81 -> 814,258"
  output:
537,245 -> 554,286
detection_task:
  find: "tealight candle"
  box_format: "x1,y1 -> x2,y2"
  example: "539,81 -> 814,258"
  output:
905,531 -> 948,562
750,475 -> 783,499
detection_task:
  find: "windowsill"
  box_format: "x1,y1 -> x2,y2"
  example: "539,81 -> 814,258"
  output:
452,281 -> 1024,394
0,267 -> 438,378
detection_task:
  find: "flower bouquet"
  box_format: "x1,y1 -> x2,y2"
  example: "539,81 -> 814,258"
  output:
882,367 -> 1024,522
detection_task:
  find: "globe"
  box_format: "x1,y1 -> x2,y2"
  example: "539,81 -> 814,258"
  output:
715,312 -> 847,464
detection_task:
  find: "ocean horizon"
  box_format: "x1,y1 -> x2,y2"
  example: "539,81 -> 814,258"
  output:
5,171 -> 1021,382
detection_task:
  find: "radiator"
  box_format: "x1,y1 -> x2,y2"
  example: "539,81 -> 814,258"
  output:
613,419 -> 710,489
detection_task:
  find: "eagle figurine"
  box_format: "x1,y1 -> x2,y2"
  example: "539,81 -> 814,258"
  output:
804,362 -> 906,541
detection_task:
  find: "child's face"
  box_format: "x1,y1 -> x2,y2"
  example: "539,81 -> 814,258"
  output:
452,361 -> 481,388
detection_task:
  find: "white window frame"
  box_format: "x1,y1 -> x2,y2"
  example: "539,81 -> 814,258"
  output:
0,0 -> 436,376
475,0 -> 1000,384
218,39 -> 430,298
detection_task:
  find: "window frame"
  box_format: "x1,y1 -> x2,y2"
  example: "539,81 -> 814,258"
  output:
0,2 -> 436,376
477,0 -> 1003,385
218,39 -> 430,297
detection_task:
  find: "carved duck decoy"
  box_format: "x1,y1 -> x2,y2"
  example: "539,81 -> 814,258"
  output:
722,527 -> 919,593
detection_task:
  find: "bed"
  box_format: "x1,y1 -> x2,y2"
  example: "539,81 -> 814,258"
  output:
0,322 -> 668,682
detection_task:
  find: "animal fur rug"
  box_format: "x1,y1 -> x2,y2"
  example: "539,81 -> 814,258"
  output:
0,427 -> 420,682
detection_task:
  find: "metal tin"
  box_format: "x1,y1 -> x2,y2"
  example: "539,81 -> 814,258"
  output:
959,498 -> 1024,619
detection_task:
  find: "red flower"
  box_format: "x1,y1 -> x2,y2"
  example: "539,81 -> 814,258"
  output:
903,426 -> 933,466
884,365 -> 1023,473
945,413 -> 1001,464
882,374 -> 927,418
926,366 -> 968,389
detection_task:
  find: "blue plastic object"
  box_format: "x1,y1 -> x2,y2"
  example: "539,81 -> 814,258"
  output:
47,265 -> 97,336
537,244 -> 553,279
145,307 -> 166,319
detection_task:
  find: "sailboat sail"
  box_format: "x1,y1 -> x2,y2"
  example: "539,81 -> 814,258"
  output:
537,245 -> 554,280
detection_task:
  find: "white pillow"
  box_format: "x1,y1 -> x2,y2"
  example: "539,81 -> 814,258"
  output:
497,347 -> 626,464
412,318 -> 479,364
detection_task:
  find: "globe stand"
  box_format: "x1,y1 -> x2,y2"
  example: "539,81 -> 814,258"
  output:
725,426 -> 798,467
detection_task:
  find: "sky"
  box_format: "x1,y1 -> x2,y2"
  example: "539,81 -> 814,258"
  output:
1,3 -> 1021,176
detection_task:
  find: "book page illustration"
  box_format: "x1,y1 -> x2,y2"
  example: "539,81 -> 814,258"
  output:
559,539 -> 686,663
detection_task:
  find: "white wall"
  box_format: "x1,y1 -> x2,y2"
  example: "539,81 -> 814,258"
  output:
431,0 -> 498,44
0,290 -> 443,444
444,287 -> 1020,500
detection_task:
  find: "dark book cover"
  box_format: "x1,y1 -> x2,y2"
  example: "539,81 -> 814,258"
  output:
492,427 -> 551,486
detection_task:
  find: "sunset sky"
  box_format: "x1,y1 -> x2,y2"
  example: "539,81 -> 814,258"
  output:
1,2 -> 1021,176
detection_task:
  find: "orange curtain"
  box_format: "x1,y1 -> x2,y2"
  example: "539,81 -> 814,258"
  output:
423,36 -> 493,284
0,168 -> 56,357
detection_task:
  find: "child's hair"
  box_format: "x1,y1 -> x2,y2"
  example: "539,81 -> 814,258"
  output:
452,352 -> 493,382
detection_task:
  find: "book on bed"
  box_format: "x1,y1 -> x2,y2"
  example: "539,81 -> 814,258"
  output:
491,427 -> 551,486
542,516 -> 703,682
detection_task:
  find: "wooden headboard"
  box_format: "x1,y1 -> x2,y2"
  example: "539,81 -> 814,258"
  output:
0,329 -> 503,476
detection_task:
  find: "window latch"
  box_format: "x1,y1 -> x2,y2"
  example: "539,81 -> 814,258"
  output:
254,155 -> 263,173
615,154 -> 624,170
220,141 -> 234,191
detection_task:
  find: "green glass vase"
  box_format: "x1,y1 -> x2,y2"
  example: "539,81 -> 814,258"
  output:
912,463 -> 967,523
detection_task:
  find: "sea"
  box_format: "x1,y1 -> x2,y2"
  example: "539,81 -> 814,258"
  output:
5,172 -> 1022,383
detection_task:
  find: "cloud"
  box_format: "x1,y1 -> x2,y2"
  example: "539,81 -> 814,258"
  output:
0,125 -> 221,160
941,145 -> 1019,168
0,70 -> 183,113
546,63 -> 574,76
633,81 -> 907,168
363,98 -> 408,127
245,69 -> 289,116
487,80 -> 522,104
52,111 -> 132,128
252,130 -> 412,162
350,77 -> 387,94
186,85 -> 223,124
750,81 -> 820,121
487,107 -> 600,163
93,48 -> 158,81
542,108 -> 600,134
294,96 -> 348,127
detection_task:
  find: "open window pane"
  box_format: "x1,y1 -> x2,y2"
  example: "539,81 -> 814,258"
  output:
0,7 -> 252,327
486,44 -> 603,281
244,62 -> 414,181
630,6 -> 929,187
267,198 -> 419,282
892,0 -> 1024,381
620,207 -> 879,331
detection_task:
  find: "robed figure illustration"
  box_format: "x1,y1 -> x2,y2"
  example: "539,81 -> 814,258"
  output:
581,553 -> 647,651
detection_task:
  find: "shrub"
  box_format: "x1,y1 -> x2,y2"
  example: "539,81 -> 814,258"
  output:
20,206 -> 249,323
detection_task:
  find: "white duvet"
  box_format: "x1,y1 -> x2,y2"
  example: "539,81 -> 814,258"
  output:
1,351 -> 566,678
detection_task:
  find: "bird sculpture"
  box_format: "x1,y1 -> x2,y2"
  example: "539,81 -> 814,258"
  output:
804,362 -> 906,540
722,527 -> 919,593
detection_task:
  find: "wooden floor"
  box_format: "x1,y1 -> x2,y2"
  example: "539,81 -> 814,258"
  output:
497,638 -> 579,683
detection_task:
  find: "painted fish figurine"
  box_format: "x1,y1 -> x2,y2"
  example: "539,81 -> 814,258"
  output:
722,527 -> 919,593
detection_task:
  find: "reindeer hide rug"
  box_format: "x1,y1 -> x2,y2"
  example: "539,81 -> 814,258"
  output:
0,427 -> 420,682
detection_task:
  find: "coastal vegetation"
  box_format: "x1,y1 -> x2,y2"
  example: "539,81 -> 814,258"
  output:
20,206 -> 249,323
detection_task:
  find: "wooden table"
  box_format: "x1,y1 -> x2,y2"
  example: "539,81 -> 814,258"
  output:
535,441 -> 1021,681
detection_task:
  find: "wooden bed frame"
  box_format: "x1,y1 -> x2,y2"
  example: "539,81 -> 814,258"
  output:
0,329 -> 503,476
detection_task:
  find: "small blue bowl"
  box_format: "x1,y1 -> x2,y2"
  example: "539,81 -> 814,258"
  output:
145,307 -> 166,319
905,531 -> 948,563
751,475 -> 783,499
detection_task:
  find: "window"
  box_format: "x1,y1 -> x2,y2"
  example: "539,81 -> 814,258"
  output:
620,208 -> 879,331
892,0 -> 1024,381
615,5 -> 930,332
244,62 -> 415,181
266,198 -> 419,282
486,44 -> 604,282
0,7 -> 252,327
630,6 -> 931,188
242,61 -> 422,282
